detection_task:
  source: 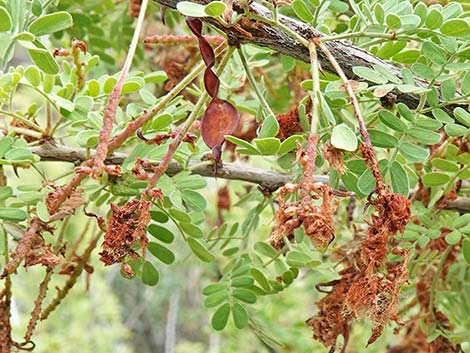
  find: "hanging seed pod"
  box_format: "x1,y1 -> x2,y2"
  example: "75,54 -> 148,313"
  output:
185,17 -> 239,167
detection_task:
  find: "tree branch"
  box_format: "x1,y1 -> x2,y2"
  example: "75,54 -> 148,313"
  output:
152,0 -> 465,115
30,142 -> 470,213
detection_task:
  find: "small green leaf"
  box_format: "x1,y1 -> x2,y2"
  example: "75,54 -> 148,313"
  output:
453,107 -> 470,127
253,138 -> 280,155
399,142 -> 429,163
422,172 -> 451,187
187,237 -> 215,262
36,201 -> 50,222
232,288 -> 257,304
292,0 -> 313,22
441,79 -> 456,101
353,66 -> 387,84
211,303 -> 230,331
444,230 -> 461,245
390,161 -> 409,196
4,148 -> 34,161
0,137 -> 13,158
0,186 -> 13,202
203,282 -> 227,295
286,251 -> 311,267
357,168 -> 376,195
386,13 -> 401,29
169,208 -> 191,223
378,110 -> 408,132
152,113 -> 173,130
444,124 -> 467,137
28,11 -> 73,36
231,276 -> 254,287
179,222 -> 203,238
148,224 -> 174,243
148,241 -> 175,264
87,79 -> 100,97
411,63 -> 435,80
431,158 -> 459,173
181,189 -> 207,212
122,78 -> 144,94
204,291 -> 228,308
421,41 -> 446,66
258,114 -> 279,138
0,7 -> 12,32
103,76 -> 117,94
176,1 -> 207,17
369,129 -> 398,148
27,48 -> 59,74
24,65 -> 41,86
204,1 -> 226,17
462,239 -> 470,264
150,210 -> 169,223
225,136 -> 260,155
407,128 -> 441,145
331,124 -> 357,151
453,214 -> 470,229
415,118 -> 442,131
141,261 -> 159,286
392,49 -> 420,64
250,268 -> 270,291
279,135 -> 303,154
0,208 -> 27,221
31,0 -> 42,16
254,241 -> 277,258
144,71 -> 167,83
432,109 -> 453,124
232,303 -> 249,329
425,9 -> 443,30
440,19 -> 470,37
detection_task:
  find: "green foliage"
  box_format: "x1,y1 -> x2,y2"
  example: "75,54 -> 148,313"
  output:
1,0 -> 470,352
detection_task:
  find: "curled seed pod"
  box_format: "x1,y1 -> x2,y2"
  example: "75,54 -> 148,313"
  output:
185,16 -> 239,166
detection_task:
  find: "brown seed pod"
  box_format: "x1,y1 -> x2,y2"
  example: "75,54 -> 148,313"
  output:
185,17 -> 239,165
201,98 -> 239,161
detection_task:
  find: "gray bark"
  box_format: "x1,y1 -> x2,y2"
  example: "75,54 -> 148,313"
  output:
29,142 -> 470,213
152,0 -> 464,115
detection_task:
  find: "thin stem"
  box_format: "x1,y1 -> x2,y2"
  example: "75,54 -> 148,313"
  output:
238,47 -> 276,118
45,101 -> 52,135
0,110 -> 44,132
321,31 -> 400,42
93,0 -> 149,173
313,37 -> 384,192
11,127 -> 43,139
40,232 -> 102,321
247,13 -> 309,47
313,0 -> 328,27
428,245 -> 452,322
309,41 -> 320,135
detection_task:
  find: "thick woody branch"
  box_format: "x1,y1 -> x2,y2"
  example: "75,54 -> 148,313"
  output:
153,0 -> 464,114
30,142 -> 470,213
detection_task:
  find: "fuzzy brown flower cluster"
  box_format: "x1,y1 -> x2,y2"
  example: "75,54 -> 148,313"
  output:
99,199 -> 152,274
269,144 -> 337,250
307,191 -> 411,351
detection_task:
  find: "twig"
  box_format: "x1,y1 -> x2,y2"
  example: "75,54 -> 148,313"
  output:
237,47 -> 275,118
40,232 -> 101,321
313,37 -> 384,193
29,142 -> 470,213
23,219 -> 71,341
93,0 -> 149,174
